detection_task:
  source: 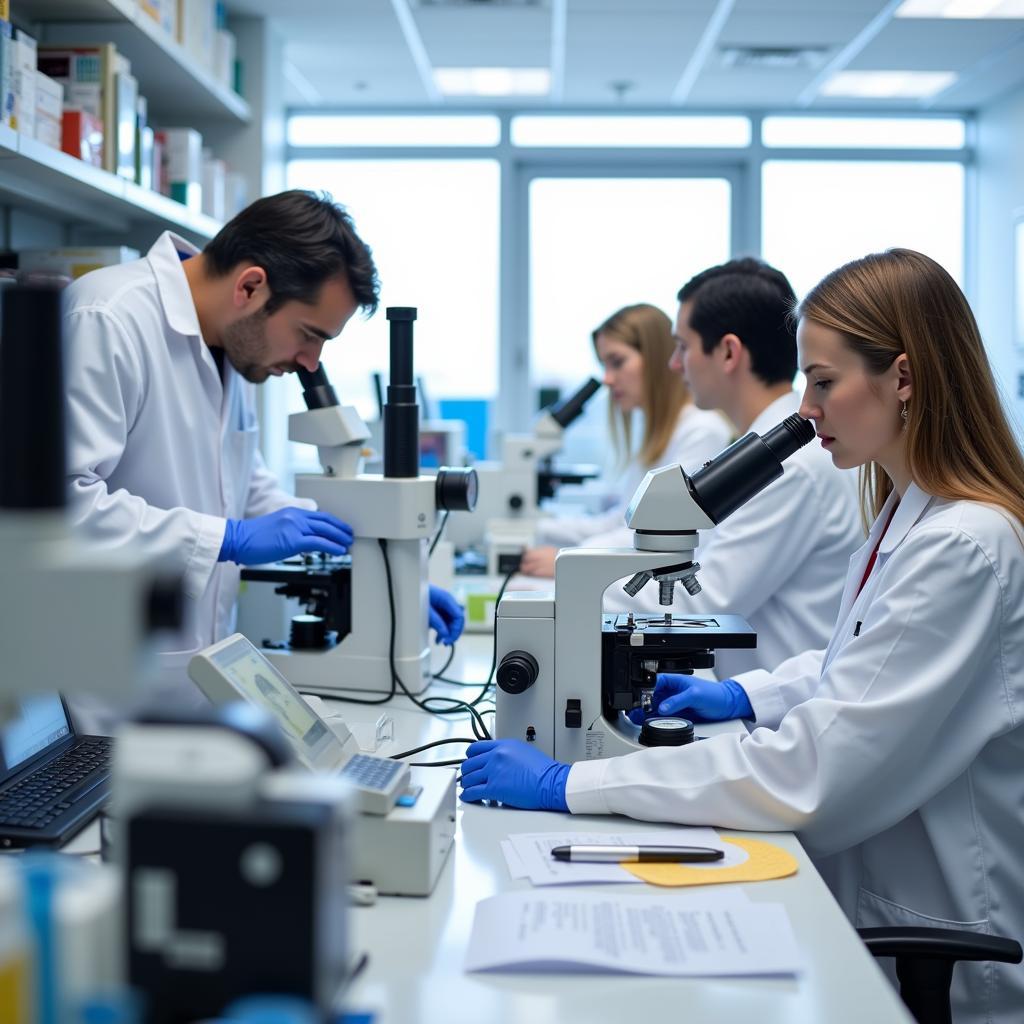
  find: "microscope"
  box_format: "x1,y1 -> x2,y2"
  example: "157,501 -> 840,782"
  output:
444,377 -> 603,573
0,281 -> 183,718
493,414 -> 816,762
240,307 -> 478,697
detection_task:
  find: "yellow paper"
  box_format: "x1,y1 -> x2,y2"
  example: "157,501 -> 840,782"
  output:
622,835 -> 798,887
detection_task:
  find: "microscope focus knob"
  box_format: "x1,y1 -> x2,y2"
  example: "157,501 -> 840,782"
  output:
496,650 -> 539,694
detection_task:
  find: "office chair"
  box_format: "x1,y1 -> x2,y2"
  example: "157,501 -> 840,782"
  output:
858,926 -> 1022,1024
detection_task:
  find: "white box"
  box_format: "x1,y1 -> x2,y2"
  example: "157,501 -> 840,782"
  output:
34,69 -> 63,121
19,247 -> 140,280
178,0 -> 215,70
200,148 -> 226,221
12,29 -> 36,137
158,126 -> 202,211
213,27 -> 234,89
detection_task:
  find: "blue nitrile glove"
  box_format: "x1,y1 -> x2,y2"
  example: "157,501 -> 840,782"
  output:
459,739 -> 570,811
429,585 -> 465,646
218,507 -> 354,565
629,674 -> 754,724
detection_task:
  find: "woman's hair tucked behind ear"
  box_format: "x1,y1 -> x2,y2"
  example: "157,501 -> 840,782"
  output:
592,303 -> 690,468
799,248 -> 1024,531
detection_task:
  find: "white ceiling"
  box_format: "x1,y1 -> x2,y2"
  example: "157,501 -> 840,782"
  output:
226,0 -> 1024,111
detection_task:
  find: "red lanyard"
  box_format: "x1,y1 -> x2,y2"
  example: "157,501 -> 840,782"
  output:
856,504 -> 899,598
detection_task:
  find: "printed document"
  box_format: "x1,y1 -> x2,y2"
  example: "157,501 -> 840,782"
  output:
465,890 -> 801,977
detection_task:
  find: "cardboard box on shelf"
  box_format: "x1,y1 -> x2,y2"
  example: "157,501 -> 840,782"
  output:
141,0 -> 177,40
38,44 -> 118,172
200,147 -> 226,221
156,127 -> 202,212
19,247 -> 140,279
0,19 -> 12,129
61,108 -> 104,166
12,29 -> 37,137
113,55 -> 137,180
34,70 -> 63,149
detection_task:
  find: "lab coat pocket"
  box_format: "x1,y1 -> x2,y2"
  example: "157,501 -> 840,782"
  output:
225,424 -> 259,517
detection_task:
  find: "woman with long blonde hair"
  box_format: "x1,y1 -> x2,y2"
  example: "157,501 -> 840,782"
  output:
519,302 -> 731,576
463,250 -> 1024,1024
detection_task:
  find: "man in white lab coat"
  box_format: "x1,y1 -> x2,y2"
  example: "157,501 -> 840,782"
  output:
602,258 -> 862,680
64,190 -> 463,728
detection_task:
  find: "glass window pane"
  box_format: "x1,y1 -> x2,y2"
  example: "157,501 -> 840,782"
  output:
288,115 -> 501,148
529,177 -> 731,465
285,159 -> 500,464
762,116 -> 966,150
762,160 -> 964,301
511,115 -> 751,148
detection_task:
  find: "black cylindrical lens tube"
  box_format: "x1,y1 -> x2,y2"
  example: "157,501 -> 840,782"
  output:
549,377 -> 601,430
384,307 -> 419,478
297,366 -> 339,410
687,414 -> 815,525
762,414 -> 815,463
1,283 -> 65,509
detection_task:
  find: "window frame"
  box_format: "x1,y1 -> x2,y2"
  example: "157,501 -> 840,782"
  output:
283,108 -> 973,460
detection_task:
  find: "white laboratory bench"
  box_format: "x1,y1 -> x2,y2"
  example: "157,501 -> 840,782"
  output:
324,635 -> 914,1024
56,634 -> 913,1023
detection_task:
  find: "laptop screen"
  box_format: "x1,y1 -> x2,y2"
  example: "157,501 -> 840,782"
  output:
1,695 -> 71,777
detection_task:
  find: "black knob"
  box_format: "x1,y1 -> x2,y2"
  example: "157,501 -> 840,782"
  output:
639,717 -> 694,747
435,466 -> 478,512
290,614 -> 328,650
496,650 -> 539,694
508,493 -> 524,511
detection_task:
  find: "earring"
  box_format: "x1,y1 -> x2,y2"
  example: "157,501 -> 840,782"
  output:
900,402 -> 908,423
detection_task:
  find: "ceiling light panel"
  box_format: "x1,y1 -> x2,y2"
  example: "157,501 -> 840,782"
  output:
896,0 -> 1024,16
820,70 -> 958,97
434,67 -> 551,96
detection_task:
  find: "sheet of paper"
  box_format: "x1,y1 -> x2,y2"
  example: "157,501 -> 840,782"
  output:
465,890 -> 801,977
504,828 -> 749,886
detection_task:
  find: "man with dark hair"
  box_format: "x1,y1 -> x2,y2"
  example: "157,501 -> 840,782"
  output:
601,257 -> 862,686
64,190 -> 463,727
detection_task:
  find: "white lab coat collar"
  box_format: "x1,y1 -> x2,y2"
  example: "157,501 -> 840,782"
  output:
748,389 -> 801,438
148,231 -> 202,339
876,480 -> 933,556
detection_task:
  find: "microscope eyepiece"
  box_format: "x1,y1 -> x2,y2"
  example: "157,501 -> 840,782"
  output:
687,414 -> 816,525
297,366 -> 340,410
548,377 -> 601,430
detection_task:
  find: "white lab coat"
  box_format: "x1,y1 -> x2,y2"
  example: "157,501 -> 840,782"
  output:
63,232 -> 309,729
536,404 -> 733,548
601,391 -> 863,678
567,483 -> 1024,1023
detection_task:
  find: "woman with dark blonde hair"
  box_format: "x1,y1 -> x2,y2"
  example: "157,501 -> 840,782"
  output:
463,250 -> 1024,1023
519,302 -> 730,576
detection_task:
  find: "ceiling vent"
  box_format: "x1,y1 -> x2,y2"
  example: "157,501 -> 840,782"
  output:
718,46 -> 829,70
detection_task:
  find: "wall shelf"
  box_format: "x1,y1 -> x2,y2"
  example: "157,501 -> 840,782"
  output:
0,127 -> 222,242
15,0 -> 251,123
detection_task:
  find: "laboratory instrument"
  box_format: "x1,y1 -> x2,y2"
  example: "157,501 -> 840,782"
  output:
189,633 -> 456,896
237,307 -> 477,697
494,415 -> 815,762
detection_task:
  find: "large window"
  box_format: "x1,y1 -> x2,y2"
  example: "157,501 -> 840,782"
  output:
281,112 -> 971,472
285,158 -> 500,429
762,160 -> 965,300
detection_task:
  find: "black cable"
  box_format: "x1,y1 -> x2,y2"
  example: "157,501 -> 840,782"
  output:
432,643 -> 456,680
408,758 -> 465,768
428,510 -> 450,557
377,539 -> 494,739
390,737 -> 478,759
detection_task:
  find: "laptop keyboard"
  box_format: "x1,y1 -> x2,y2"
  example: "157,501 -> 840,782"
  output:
0,738 -> 111,831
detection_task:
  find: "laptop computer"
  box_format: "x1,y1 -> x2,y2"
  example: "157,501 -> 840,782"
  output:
0,694 -> 112,849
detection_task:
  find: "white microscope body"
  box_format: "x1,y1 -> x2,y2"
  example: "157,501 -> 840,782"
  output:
444,378 -> 601,571
494,416 -> 816,762
258,307 -> 477,698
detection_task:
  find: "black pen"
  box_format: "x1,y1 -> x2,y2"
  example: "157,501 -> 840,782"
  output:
551,844 -> 725,863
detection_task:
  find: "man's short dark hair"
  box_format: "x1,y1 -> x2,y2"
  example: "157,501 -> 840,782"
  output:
203,190 -> 380,316
677,258 -> 797,386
